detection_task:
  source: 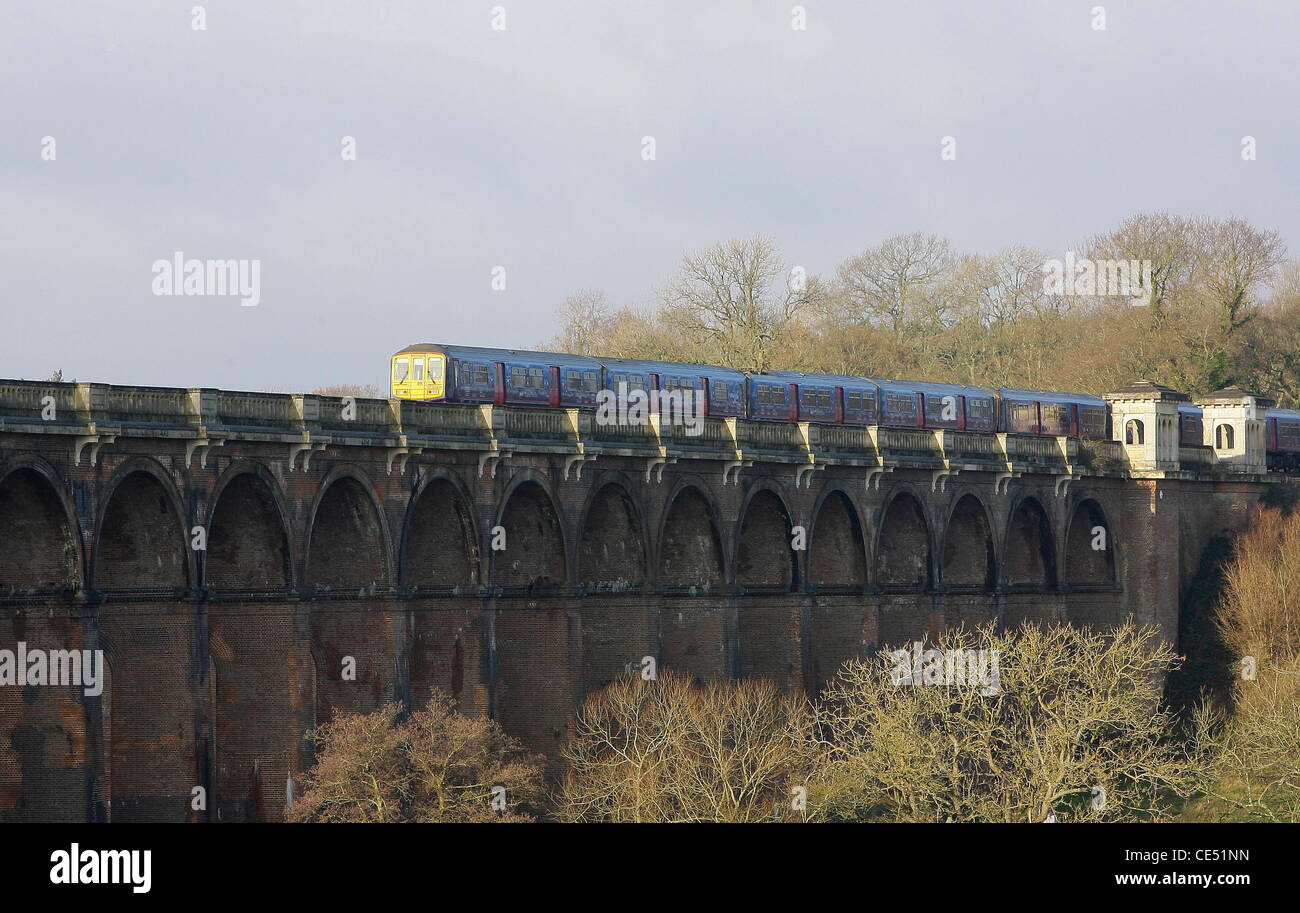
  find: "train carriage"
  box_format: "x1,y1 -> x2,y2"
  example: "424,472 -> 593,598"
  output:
763,370 -> 880,424
1178,403 -> 1205,447
601,357 -> 746,418
1267,408 -> 1300,470
996,387 -> 1108,438
912,380 -> 997,431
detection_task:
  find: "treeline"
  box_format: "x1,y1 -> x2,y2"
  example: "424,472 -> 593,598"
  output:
547,213 -> 1300,406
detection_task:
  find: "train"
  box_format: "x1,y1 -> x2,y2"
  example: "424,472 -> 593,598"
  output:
389,343 -> 1300,465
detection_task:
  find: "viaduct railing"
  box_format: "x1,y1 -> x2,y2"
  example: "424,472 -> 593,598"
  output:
0,379 -> 1237,480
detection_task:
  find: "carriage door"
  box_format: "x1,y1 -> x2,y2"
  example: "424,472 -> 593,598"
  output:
699,376 -> 710,418
789,383 -> 799,422
1069,404 -> 1080,438
649,373 -> 660,413
915,393 -> 925,429
549,366 -> 561,408
1033,401 -> 1042,436
834,387 -> 844,424
957,395 -> 967,431
493,362 -> 506,406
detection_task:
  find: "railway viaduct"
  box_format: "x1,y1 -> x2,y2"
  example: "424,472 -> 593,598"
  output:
0,378 -> 1279,822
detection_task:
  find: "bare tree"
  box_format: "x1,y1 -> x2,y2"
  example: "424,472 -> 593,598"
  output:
662,236 -> 823,373
816,623 -> 1204,822
835,232 -> 955,333
1085,212 -> 1198,323
289,693 -> 545,823
557,671 -> 822,822
550,289 -> 612,355
1192,215 -> 1286,334
1195,507 -> 1300,820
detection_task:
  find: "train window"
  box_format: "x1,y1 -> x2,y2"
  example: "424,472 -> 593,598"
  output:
757,386 -> 770,405
473,364 -> 490,385
711,381 -> 727,402
864,392 -> 876,412
393,358 -> 409,381
528,367 -> 544,387
567,371 -> 582,391
584,370 -> 599,392
629,375 -> 646,392
772,386 -> 787,406
847,391 -> 861,410
413,360 -> 424,381
510,366 -> 525,386
818,389 -> 831,408
802,389 -> 814,407
428,358 -> 443,380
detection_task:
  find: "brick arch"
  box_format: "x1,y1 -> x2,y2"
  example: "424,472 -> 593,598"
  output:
491,476 -> 571,756
1003,494 -> 1057,587
874,488 -> 932,589
657,482 -> 728,684
306,470 -> 397,732
0,458 -> 82,592
736,483 -> 799,588
941,492 -> 996,591
401,472 -> 480,588
492,476 -> 567,588
656,482 -> 725,587
0,459 -> 87,823
808,486 -> 867,587
1064,497 -> 1116,585
304,470 -> 393,590
92,460 -> 190,591
206,464 -> 293,591
577,478 -> 648,588
89,460 -> 194,821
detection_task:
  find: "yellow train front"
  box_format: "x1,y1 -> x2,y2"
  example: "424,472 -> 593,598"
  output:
390,345 -> 447,400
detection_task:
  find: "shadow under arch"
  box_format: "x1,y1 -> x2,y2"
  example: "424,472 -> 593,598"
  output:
656,481 -> 728,684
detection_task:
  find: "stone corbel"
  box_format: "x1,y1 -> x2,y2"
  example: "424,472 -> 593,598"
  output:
478,449 -> 513,480
565,452 -> 598,481
865,466 -> 894,491
289,442 -> 326,472
795,463 -> 825,490
931,468 -> 959,493
386,445 -> 424,475
186,437 -> 225,470
74,434 -> 116,468
1053,473 -> 1076,498
722,459 -> 751,486
644,455 -> 677,484
994,470 -> 1021,496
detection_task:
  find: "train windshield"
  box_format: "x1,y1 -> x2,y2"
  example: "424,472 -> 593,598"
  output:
428,356 -> 444,380
393,358 -> 409,381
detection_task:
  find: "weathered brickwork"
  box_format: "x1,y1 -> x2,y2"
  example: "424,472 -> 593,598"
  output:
0,388 -> 1277,821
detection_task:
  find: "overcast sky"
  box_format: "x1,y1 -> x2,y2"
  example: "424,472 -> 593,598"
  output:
2,1 -> 1297,393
